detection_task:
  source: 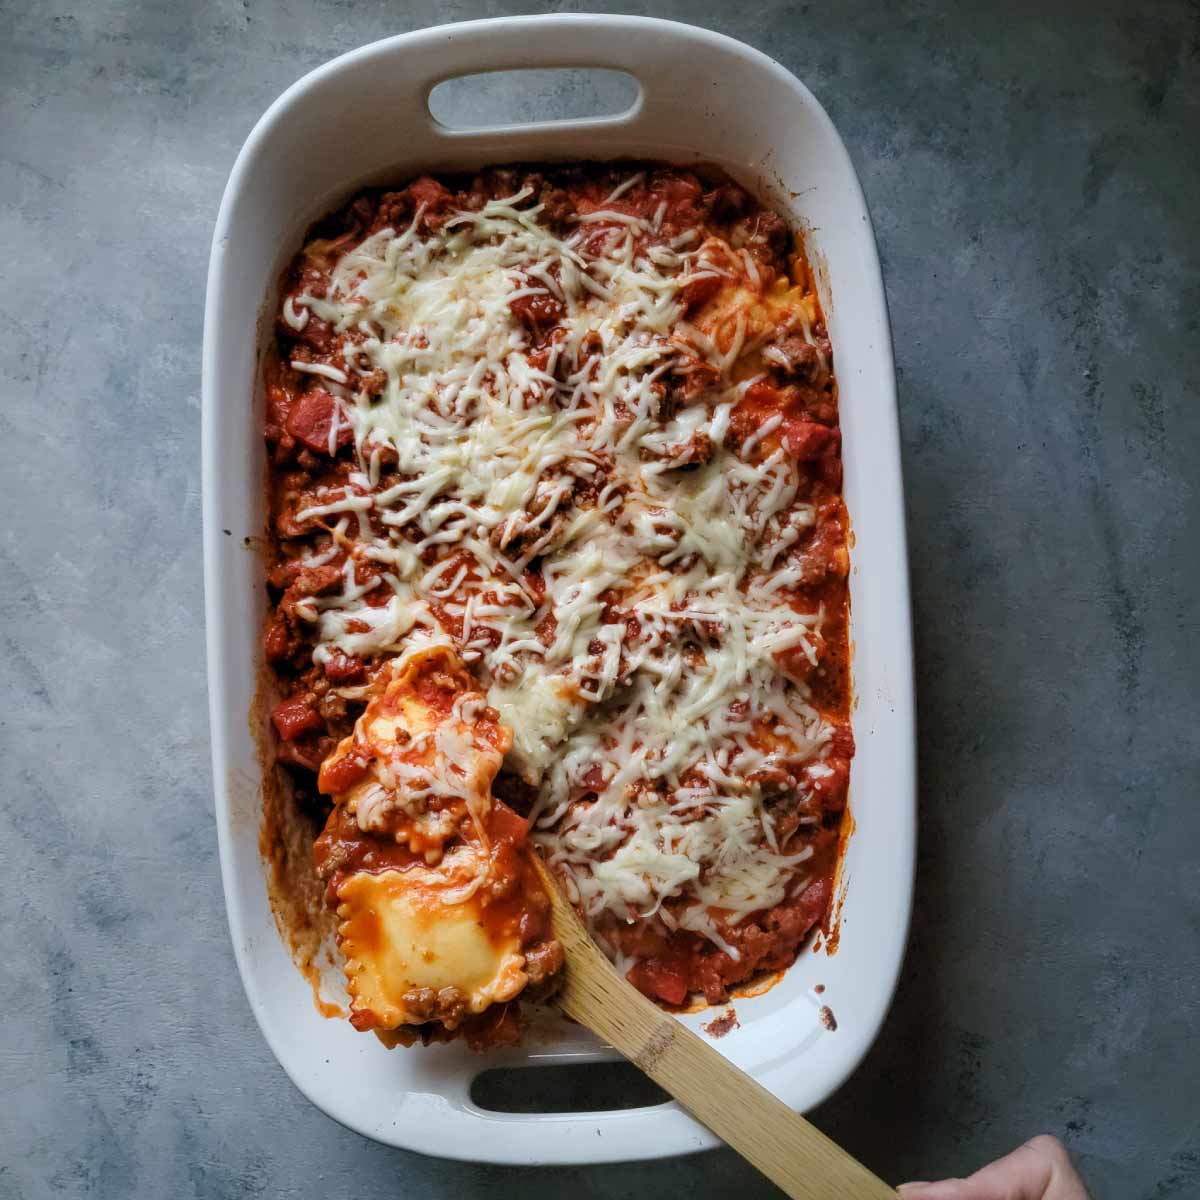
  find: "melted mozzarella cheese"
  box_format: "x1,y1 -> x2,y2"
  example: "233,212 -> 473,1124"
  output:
295,182 -> 839,954
488,669 -> 583,783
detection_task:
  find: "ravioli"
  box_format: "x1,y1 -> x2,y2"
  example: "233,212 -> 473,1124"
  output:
319,644 -> 511,860
336,851 -> 528,1031
312,644 -> 560,1040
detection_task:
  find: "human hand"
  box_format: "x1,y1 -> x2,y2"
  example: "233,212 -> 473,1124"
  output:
897,1135 -> 1091,1199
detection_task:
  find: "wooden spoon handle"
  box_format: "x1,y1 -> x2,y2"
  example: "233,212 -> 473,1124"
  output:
560,950 -> 895,1198
535,855 -> 894,1198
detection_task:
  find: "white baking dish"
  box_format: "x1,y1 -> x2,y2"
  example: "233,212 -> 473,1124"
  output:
202,14 -> 915,1165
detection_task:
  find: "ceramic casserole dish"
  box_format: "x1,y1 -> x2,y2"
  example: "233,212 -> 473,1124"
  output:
201,13 -> 915,1164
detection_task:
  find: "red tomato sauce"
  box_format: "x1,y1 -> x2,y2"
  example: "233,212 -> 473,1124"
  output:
263,162 -> 853,1039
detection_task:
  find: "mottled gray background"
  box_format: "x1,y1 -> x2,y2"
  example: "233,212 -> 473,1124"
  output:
2,1 -> 1197,1197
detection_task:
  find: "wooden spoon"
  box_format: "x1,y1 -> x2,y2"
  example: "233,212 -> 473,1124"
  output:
530,854 -> 897,1199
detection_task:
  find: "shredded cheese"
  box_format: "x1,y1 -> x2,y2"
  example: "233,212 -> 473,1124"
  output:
288,185 -> 839,955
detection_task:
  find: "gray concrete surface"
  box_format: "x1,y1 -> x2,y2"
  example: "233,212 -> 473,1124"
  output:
2,1 -> 1198,1196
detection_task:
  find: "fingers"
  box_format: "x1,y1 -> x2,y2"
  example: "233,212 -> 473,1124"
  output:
955,1136 -> 1056,1198
898,1135 -> 1091,1200
897,1181 -> 983,1199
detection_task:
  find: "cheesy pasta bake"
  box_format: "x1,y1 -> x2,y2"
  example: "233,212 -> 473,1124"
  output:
260,163 -> 853,1049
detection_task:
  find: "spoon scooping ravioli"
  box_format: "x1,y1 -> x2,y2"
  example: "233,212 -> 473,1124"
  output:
313,645 -> 564,1047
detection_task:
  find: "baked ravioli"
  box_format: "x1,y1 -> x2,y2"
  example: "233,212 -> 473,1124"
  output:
263,163 -> 854,1048
313,646 -> 563,1046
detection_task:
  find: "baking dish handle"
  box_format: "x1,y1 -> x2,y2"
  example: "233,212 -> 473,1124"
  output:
397,14 -> 732,135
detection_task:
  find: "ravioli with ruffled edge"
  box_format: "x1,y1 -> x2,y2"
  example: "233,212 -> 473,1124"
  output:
313,645 -> 564,1046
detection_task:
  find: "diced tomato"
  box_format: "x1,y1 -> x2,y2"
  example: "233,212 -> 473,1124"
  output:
654,174 -> 703,221
408,175 -> 453,213
627,958 -> 689,1006
284,388 -> 352,455
579,764 -> 607,793
280,563 -> 343,607
782,421 -> 838,462
678,272 -> 722,313
263,614 -> 293,662
271,697 -> 323,741
733,382 -> 840,466
794,876 -> 832,930
510,291 -> 565,330
323,652 -> 366,684
318,747 -> 371,795
490,800 -> 529,847
730,380 -> 794,447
